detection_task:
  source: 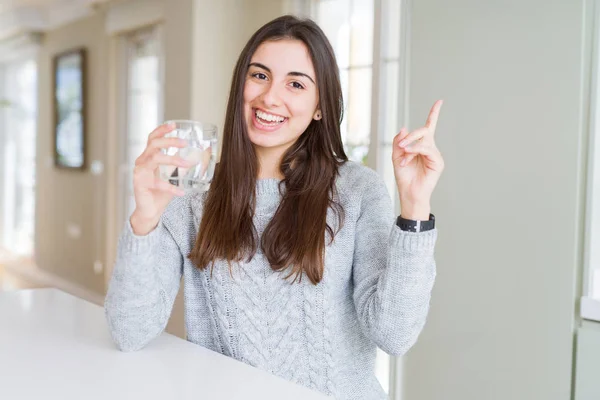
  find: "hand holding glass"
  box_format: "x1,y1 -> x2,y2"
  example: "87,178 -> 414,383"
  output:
159,120 -> 218,192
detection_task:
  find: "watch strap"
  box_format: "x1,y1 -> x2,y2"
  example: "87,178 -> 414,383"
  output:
396,213 -> 435,232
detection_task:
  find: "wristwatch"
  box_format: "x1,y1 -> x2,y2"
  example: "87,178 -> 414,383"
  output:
396,213 -> 435,233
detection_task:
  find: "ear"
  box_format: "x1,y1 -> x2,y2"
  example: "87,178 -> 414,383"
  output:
313,109 -> 322,120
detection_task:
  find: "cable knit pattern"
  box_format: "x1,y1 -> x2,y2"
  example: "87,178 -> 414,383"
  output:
105,161 -> 437,400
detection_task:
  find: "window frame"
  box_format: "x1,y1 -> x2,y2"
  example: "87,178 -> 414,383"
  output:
115,24 -> 166,232
310,0 -> 411,398
104,0 -> 167,286
582,0 -> 600,322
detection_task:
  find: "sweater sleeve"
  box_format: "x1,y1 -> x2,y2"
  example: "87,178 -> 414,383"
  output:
351,171 -> 437,356
104,219 -> 183,352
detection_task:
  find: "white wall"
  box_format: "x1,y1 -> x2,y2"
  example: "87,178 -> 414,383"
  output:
575,322 -> 600,400
191,0 -> 287,138
402,0 -> 588,399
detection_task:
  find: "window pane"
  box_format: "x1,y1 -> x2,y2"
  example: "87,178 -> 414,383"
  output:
382,61 -> 400,142
350,0 -> 374,66
123,27 -> 162,220
383,0 -> 401,59
316,0 -> 351,69
128,43 -> 160,144
1,60 -> 37,255
347,67 -> 372,146
592,268 -> 600,299
590,118 -> 600,299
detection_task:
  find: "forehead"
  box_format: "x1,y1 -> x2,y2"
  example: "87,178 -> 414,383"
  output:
250,39 -> 315,76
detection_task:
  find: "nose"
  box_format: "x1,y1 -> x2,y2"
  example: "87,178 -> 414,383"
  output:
260,82 -> 282,108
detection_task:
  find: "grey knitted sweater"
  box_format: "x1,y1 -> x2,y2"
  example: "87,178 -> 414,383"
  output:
105,161 -> 437,400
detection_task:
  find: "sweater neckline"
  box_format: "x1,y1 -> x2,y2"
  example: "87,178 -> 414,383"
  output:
256,178 -> 282,195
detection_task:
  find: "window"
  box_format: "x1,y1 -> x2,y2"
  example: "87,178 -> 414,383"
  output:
312,0 -> 405,395
0,59 -> 37,256
313,0 -> 404,211
585,124 -> 600,302
315,0 -> 374,165
583,1 -> 600,320
118,26 -> 164,225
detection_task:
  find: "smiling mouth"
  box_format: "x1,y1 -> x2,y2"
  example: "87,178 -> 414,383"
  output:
253,108 -> 288,126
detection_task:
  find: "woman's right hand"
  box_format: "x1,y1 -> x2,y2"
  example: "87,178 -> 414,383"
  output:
130,123 -> 195,236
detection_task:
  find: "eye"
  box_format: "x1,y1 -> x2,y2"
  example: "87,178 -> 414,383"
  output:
251,72 -> 268,80
290,81 -> 305,90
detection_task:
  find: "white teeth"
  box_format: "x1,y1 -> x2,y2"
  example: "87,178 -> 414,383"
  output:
255,109 -> 285,123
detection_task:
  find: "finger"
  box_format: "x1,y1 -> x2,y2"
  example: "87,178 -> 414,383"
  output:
402,143 -> 437,156
142,153 -> 196,170
425,100 -> 444,134
148,122 -> 176,142
392,128 -> 409,161
153,178 -> 186,197
400,143 -> 444,168
398,127 -> 429,148
400,153 -> 418,167
148,137 -> 188,151
200,147 -> 212,172
181,146 -> 210,166
398,126 -> 410,141
393,127 -> 409,146
138,137 -> 188,165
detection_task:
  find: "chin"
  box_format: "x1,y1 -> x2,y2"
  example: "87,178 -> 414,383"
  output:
247,133 -> 291,153
250,138 -> 288,151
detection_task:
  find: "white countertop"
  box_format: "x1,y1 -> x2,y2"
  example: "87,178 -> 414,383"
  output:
0,288 -> 330,400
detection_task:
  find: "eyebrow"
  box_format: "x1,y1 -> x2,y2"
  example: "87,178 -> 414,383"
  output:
249,62 -> 316,85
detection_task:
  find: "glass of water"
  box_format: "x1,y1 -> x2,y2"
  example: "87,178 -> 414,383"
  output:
159,120 -> 218,192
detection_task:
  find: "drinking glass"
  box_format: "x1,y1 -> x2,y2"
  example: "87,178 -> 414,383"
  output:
159,120 -> 218,192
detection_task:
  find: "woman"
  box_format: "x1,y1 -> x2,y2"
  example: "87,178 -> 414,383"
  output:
105,15 -> 444,400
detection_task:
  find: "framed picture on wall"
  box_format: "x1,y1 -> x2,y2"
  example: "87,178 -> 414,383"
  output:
53,47 -> 86,169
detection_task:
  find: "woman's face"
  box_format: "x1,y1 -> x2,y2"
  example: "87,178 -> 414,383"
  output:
243,39 -> 321,157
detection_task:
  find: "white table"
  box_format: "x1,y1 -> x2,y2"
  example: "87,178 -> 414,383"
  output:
0,288 -> 330,400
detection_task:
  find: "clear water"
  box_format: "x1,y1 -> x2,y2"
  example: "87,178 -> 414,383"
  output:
160,138 -> 217,192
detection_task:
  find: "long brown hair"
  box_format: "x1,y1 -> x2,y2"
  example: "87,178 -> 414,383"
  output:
189,15 -> 347,285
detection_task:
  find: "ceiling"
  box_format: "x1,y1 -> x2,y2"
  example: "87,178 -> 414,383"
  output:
0,0 -> 112,40
0,0 -> 55,14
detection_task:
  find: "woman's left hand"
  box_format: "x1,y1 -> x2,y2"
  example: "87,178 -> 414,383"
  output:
392,100 -> 445,220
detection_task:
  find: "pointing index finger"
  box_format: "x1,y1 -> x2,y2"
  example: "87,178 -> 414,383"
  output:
425,100 -> 444,134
